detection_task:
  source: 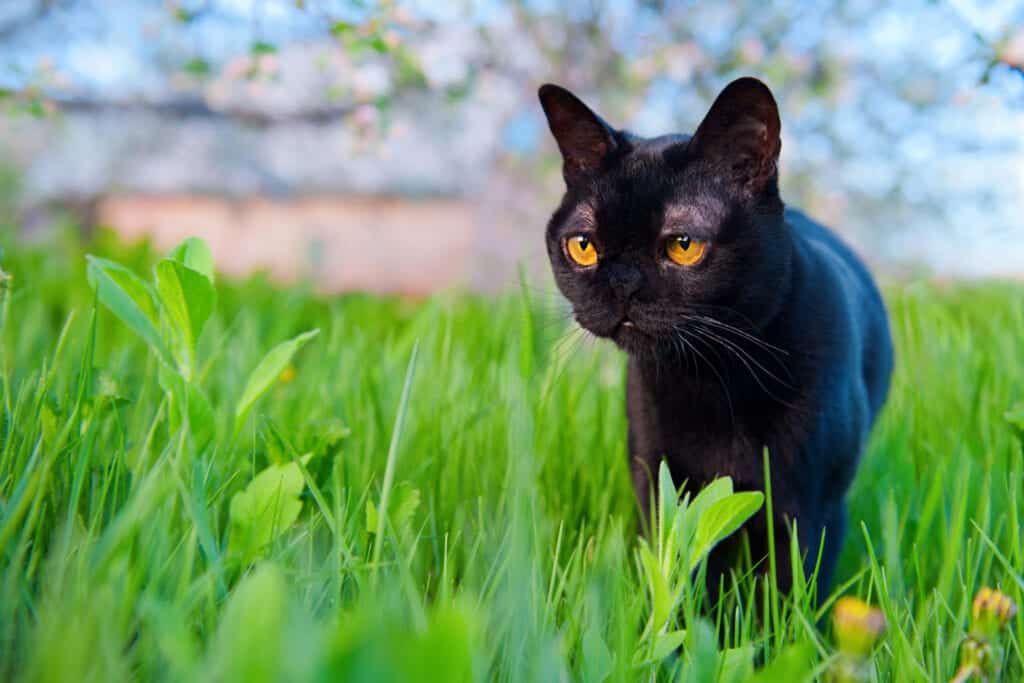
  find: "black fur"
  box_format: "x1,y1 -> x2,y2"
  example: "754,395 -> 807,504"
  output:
539,78 -> 893,596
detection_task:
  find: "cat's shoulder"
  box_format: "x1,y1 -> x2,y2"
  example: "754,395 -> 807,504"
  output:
785,207 -> 881,303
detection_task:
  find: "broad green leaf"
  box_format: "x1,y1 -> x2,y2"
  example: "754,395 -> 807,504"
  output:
678,477 -> 734,567
234,329 -> 319,428
719,644 -> 755,683
170,237 -> 215,283
155,259 -> 216,375
393,484 -> 421,532
689,477 -> 734,524
159,365 -> 215,448
229,455 -> 312,562
680,620 -> 718,683
690,491 -> 765,571
402,606 -> 476,681
328,605 -> 477,681
182,385 -> 216,448
639,543 -> 671,632
366,482 -> 420,538
183,383 -> 215,448
652,629 -> 687,661
581,623 -> 613,683
210,563 -> 288,682
86,255 -> 174,367
634,629 -> 686,667
745,642 -> 815,683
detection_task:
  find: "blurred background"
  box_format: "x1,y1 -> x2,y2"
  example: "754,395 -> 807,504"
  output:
1,0 -> 1022,294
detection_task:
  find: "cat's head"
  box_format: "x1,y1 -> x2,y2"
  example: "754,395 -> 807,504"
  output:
539,77 -> 792,357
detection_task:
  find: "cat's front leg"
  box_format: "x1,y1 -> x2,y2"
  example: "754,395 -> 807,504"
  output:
625,360 -> 663,534
628,435 -> 659,534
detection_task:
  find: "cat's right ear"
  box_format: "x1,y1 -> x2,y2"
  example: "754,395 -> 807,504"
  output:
685,77 -> 781,198
538,84 -> 617,186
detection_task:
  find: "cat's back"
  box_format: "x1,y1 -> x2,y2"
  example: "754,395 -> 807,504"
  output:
786,209 -> 876,298
785,208 -> 893,418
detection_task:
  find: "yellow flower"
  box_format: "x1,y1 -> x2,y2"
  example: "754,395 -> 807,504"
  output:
833,596 -> 886,657
279,365 -> 297,383
971,587 -> 1017,638
955,588 -> 1017,682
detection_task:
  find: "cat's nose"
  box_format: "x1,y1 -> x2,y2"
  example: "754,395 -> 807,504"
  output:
607,263 -> 644,300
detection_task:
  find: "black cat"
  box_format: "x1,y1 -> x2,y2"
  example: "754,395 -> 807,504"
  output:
538,77 -> 893,597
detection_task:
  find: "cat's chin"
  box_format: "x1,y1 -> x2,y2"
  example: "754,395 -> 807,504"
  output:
610,321 -> 658,356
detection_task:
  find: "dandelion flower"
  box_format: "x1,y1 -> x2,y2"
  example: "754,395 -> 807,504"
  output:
833,596 -> 886,658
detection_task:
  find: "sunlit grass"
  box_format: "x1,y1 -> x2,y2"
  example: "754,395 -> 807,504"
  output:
1,230 -> 1022,681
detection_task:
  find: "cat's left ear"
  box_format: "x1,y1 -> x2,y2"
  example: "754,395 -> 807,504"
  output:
538,84 -> 618,187
685,77 -> 781,197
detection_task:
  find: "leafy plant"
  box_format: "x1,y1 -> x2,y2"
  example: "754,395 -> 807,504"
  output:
86,237 -> 319,448
229,455 -> 313,564
633,461 -> 767,673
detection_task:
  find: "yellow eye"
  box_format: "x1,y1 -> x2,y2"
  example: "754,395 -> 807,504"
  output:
566,235 -> 598,267
665,234 -> 707,266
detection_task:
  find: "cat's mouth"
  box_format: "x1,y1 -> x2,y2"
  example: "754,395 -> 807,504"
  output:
611,317 -> 653,351
575,311 -> 656,352
612,316 -> 638,336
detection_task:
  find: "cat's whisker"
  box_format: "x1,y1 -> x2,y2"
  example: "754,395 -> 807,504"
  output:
687,323 -> 798,409
535,315 -> 575,335
641,305 -> 791,365
550,325 -> 587,360
669,333 -> 695,379
675,327 -> 736,428
674,302 -> 769,335
540,327 -> 591,402
689,319 -> 792,387
528,298 -> 574,320
697,319 -> 796,389
530,301 -> 578,337
691,314 -> 790,358
686,323 -> 767,386
672,332 -> 699,384
651,306 -> 788,356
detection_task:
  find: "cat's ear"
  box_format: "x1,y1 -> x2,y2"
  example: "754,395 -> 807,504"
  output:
538,84 -> 618,186
687,77 -> 781,197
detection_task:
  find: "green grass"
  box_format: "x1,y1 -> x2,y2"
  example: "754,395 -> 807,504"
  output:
1,229 -> 1022,682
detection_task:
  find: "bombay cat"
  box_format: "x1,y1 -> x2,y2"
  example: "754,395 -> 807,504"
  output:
538,77 -> 893,597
